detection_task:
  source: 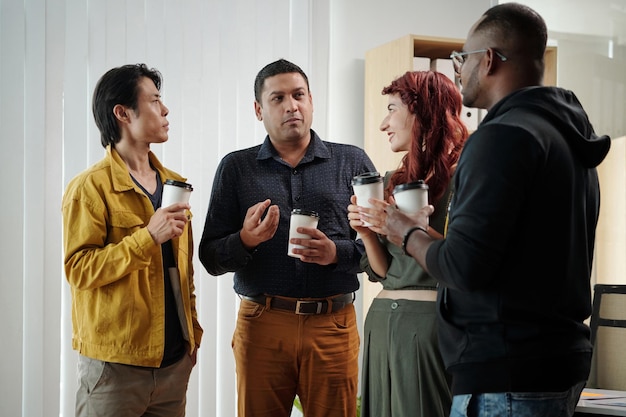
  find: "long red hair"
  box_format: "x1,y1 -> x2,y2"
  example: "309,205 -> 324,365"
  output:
383,71 -> 468,205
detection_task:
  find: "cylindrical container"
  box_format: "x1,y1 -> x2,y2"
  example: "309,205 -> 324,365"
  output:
287,209 -> 320,259
393,180 -> 429,214
161,179 -> 193,208
351,172 -> 384,227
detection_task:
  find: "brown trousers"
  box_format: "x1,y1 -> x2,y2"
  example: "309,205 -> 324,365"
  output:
233,298 -> 360,417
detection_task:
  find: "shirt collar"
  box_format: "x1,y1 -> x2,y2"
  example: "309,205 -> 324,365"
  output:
257,129 -> 331,165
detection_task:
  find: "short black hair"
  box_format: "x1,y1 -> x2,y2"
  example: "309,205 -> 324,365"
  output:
92,63 -> 162,148
253,59 -> 310,103
477,2 -> 547,61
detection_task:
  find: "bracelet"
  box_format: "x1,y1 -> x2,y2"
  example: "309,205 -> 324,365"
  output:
402,226 -> 428,256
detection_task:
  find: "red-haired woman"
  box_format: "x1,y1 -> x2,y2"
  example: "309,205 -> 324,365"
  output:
349,70 -> 468,417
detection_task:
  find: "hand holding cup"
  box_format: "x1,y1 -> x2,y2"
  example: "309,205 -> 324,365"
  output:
288,209 -> 320,259
351,172 -> 384,227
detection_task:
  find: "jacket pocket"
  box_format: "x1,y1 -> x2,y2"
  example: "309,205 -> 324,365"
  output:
108,210 -> 146,243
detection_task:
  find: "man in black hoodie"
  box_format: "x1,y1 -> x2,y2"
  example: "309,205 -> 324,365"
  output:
370,3 -> 611,416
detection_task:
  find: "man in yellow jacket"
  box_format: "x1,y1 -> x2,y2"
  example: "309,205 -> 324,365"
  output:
62,63 -> 202,417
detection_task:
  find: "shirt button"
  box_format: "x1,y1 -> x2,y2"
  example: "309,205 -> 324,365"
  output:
391,302 -> 398,309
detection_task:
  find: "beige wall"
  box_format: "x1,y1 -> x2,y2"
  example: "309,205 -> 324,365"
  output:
596,136 -> 626,285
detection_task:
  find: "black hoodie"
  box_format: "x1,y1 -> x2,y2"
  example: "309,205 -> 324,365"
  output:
427,86 -> 611,395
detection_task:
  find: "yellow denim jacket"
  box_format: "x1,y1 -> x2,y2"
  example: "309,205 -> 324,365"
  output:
62,145 -> 202,367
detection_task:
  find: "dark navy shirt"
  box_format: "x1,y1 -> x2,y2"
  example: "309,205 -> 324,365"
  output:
199,130 -> 377,298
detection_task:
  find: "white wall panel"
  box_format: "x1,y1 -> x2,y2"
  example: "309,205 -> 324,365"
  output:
125,0 -> 147,62
0,1 -> 26,416
23,0 -> 49,414
105,0 -> 127,67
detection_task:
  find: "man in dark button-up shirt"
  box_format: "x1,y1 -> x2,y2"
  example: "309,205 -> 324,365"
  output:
199,58 -> 375,417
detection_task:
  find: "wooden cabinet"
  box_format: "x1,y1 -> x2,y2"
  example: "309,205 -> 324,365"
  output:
364,34 -> 557,174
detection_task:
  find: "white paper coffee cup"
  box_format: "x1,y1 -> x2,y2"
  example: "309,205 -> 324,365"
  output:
352,172 -> 383,227
288,209 -> 320,258
393,180 -> 429,214
161,179 -> 193,208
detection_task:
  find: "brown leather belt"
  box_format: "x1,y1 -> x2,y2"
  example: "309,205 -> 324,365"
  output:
240,293 -> 355,315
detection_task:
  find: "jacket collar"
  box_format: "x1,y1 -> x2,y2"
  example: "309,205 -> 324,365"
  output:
107,145 -> 181,192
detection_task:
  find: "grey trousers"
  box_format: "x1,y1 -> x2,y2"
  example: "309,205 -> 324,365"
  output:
75,354 -> 193,417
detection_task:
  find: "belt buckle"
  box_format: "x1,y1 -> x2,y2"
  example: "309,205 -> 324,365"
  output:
295,300 -> 323,315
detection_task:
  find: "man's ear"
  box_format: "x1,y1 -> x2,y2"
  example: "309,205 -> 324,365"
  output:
113,104 -> 129,122
254,101 -> 263,121
485,48 -> 501,76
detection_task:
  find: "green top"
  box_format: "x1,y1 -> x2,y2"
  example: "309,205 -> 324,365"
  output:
360,171 -> 451,290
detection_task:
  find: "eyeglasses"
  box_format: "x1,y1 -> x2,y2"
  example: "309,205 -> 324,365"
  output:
450,49 -> 508,75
